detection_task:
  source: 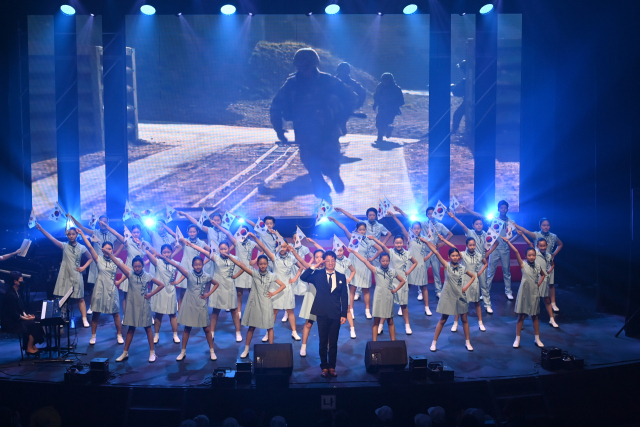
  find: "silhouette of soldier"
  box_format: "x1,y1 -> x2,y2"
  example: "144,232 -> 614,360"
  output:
270,48 -> 356,198
335,62 -> 367,135
451,60 -> 467,134
372,73 -> 404,142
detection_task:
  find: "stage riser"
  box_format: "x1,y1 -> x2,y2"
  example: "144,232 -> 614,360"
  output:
1,363 -> 638,427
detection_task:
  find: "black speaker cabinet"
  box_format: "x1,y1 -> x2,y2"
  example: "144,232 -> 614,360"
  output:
253,343 -> 293,376
364,341 -> 408,373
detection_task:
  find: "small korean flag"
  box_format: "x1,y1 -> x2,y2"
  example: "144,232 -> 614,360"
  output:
333,235 -> 344,252
315,199 -> 334,225
254,217 -> 268,233
450,196 -> 460,212
234,226 -> 249,243
197,208 -> 208,229
383,196 -> 393,212
294,226 -> 306,249
123,225 -> 132,243
88,209 -> 98,228
377,199 -> 387,221
485,220 -> 503,251
274,233 -> 286,250
506,220 -> 515,239
427,221 -> 436,241
165,204 -> 176,223
140,209 -> 152,217
221,211 -> 236,230
49,201 -> 66,222
484,234 -> 496,252
28,209 -> 37,229
123,200 -> 133,221
348,233 -> 364,251
433,200 -> 447,221
175,226 -> 184,242
408,227 -> 418,242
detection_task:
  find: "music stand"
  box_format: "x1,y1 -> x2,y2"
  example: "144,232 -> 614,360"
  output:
59,287 -> 86,357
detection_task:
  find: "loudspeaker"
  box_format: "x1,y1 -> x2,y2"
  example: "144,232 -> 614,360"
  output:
364,341 -> 408,373
253,344 -> 293,376
540,347 -> 563,371
427,361 -> 454,382
89,358 -> 109,384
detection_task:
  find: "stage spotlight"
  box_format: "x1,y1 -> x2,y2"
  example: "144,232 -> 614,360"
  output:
486,212 -> 495,220
403,4 -> 418,15
177,12 -> 182,16
143,217 -> 156,227
479,4 -> 494,14
378,12 -> 383,16
221,4 -> 236,15
90,13 -> 95,17
238,218 -> 245,224
410,215 -> 419,221
325,4 -> 340,14
60,5 -> 76,15
307,12 -> 313,16
248,12 -> 254,16
140,5 -> 156,15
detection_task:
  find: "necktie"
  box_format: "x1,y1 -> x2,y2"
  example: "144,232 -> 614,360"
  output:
328,273 -> 335,292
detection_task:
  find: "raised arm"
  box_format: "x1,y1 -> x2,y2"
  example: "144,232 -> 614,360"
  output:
367,235 -> 389,254
334,207 -> 359,224
235,216 -> 256,228
327,217 -> 352,239
69,214 -> 94,235
460,205 -> 485,219
437,233 -> 456,249
181,238 -> 214,260
228,256 -> 252,276
110,254 -> 131,277
304,237 -> 324,251
177,211 -> 210,233
446,210 -> 469,234
502,237 -> 524,268
213,221 -> 236,245
35,222 -> 64,250
350,250 -> 376,274
157,252 -> 190,278
511,221 -> 537,240
0,249 -> 21,262
388,211 -> 410,241
77,229 -> 99,262
516,229 -> 533,247
144,247 -> 158,267
248,232 -> 274,261
101,221 -> 125,244
424,239 -> 447,267
392,205 -> 409,219
289,246 -> 311,269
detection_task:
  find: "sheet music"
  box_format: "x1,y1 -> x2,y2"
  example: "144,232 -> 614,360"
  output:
59,287 -> 73,307
41,301 -> 47,320
18,239 -> 31,257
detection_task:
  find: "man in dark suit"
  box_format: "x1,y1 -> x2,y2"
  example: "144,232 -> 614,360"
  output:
300,251 -> 348,378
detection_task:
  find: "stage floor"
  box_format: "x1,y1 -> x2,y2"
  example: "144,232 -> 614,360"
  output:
1,282 -> 638,388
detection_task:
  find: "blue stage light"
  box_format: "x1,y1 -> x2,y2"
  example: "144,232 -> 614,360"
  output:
403,4 -> 418,15
60,5 -> 76,15
486,212 -> 495,220
238,218 -> 245,224
325,4 -> 340,14
140,5 -> 156,15
143,217 -> 156,227
221,4 -> 236,15
410,215 -> 419,221
479,4 -> 494,14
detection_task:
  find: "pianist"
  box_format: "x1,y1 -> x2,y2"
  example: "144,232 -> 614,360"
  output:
1,271 -> 44,355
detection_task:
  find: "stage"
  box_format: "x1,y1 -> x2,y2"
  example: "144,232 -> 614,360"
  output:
1,280 -> 640,426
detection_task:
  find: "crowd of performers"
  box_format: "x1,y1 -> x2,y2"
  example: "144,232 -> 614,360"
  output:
29,199 -> 562,363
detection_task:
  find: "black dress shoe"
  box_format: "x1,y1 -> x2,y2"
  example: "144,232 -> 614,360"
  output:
321,369 -> 329,378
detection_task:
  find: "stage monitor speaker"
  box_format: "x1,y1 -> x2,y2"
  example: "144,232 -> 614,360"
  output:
90,357 -> 109,384
253,343 -> 293,376
364,341 -> 408,373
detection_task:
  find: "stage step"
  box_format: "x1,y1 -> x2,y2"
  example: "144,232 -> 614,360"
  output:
123,387 -> 187,427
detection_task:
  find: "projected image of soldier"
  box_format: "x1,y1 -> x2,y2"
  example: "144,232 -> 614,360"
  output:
335,62 -> 367,135
451,60 -> 467,134
372,73 -> 404,142
270,48 -> 357,199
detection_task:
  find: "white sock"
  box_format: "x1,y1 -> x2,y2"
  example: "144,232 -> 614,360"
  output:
154,333 -> 159,338
301,344 -> 306,351
244,344 -> 249,353
466,340 -> 471,345
150,350 -> 155,355
91,334 -> 96,338
535,334 -> 541,341
350,327 -> 355,331
173,332 -> 179,337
